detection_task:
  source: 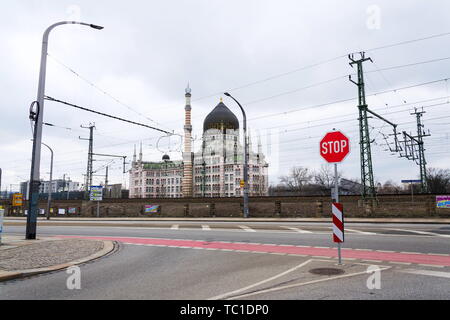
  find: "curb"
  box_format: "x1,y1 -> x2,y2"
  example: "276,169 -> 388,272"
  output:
4,217 -> 450,224
0,240 -> 116,283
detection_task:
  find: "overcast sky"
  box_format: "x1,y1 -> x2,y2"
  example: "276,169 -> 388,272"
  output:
1,0 -> 450,192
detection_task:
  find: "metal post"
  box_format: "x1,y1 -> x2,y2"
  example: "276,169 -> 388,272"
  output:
62,173 -> 66,198
334,163 -> 342,265
26,21 -> 103,240
67,177 -> 70,200
96,201 -> 100,218
224,92 -> 249,218
41,143 -> 53,221
105,166 -> 108,199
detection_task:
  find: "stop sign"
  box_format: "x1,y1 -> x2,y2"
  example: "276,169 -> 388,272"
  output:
320,131 -> 350,163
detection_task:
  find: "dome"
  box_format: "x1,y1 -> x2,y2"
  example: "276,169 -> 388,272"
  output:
162,154 -> 170,161
203,100 -> 239,132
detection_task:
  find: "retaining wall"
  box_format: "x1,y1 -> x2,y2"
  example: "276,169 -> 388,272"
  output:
1,194 -> 449,218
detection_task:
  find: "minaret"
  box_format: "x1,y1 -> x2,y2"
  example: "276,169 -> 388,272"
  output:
182,84 -> 193,197
133,144 -> 137,163
257,133 -> 263,155
139,142 -> 143,162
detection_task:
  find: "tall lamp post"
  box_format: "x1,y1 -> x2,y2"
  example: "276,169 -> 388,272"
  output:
27,21 -> 104,239
224,92 -> 249,218
41,143 -> 53,221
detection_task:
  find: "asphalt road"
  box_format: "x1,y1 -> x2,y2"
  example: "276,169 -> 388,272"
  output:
1,220 -> 449,300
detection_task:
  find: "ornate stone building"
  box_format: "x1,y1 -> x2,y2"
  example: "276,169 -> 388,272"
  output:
129,86 -> 269,198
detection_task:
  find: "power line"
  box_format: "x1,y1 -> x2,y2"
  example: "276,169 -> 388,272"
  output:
364,31 -> 450,53
247,77 -> 450,122
45,96 -> 175,135
48,53 -> 171,131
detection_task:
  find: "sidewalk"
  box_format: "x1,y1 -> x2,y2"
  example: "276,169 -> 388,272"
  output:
4,216 -> 450,224
0,235 -> 115,282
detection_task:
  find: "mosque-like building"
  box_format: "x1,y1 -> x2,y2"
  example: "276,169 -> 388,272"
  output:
129,86 -> 269,198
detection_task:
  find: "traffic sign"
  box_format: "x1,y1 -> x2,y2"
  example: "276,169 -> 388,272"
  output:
12,193 -> 23,207
320,131 -> 350,163
332,202 -> 344,243
89,186 -> 103,201
401,180 -> 422,184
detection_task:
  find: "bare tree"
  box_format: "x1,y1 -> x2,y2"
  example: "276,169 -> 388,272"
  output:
313,164 -> 342,194
427,168 -> 450,193
279,166 -> 312,194
378,180 -> 402,194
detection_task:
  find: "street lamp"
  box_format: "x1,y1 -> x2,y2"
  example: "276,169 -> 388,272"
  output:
224,92 -> 249,218
41,143 -> 53,221
27,21 -> 104,240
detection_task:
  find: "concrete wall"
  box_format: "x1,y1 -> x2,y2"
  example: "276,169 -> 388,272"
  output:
2,194 -> 449,218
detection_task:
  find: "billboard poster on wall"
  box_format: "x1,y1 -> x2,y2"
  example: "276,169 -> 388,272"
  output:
144,205 -> 159,214
436,196 -> 450,208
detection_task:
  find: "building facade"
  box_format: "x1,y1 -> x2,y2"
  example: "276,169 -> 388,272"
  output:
20,179 -> 81,200
129,87 -> 269,199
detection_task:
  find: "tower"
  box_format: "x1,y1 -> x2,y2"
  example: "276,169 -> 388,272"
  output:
182,84 -> 193,197
349,52 -> 376,201
413,108 -> 430,193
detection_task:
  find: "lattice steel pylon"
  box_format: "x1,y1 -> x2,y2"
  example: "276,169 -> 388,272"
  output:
349,52 -> 377,201
413,108 -> 430,193
80,123 -> 96,198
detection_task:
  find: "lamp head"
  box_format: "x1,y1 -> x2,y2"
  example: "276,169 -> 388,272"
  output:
90,24 -> 104,30
224,92 -> 231,97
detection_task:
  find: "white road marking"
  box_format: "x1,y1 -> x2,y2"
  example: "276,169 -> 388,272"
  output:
345,228 -> 377,235
201,225 -> 211,231
224,265 -> 391,300
417,264 -> 445,268
281,226 -> 313,234
389,228 -> 450,238
170,224 -> 179,230
238,225 -> 256,232
401,269 -> 450,278
208,259 -> 313,300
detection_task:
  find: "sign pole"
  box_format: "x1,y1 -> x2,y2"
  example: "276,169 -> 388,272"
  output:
0,205 -> 4,244
320,130 -> 349,267
97,201 -> 100,218
334,163 -> 342,265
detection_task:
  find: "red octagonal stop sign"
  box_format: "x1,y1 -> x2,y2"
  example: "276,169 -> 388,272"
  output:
320,131 -> 350,163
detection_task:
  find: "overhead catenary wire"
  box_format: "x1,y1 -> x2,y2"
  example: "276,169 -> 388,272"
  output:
47,53 -> 171,131
45,95 -> 176,136
247,77 -> 450,122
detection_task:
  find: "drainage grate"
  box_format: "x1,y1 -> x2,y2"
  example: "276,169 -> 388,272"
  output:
309,268 -> 345,276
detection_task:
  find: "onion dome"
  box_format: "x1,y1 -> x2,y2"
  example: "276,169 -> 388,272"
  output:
203,98 -> 239,132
